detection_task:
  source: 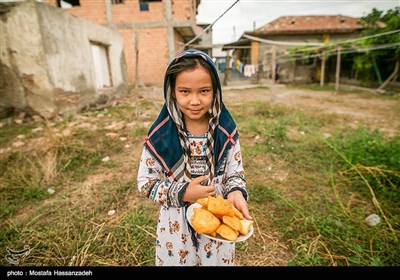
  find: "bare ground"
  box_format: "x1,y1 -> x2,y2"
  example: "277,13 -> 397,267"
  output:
131,84 -> 400,266
222,84 -> 400,137
2,83 -> 399,266
141,83 -> 400,137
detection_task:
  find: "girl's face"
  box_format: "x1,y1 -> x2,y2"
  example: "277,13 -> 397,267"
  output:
174,65 -> 214,124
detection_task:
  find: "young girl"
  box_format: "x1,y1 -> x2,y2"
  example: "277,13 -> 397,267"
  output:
137,49 -> 251,266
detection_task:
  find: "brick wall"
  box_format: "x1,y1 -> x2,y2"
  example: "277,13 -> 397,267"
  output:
46,0 -> 107,24
112,1 -> 165,22
120,27 -> 169,85
43,0 -> 201,86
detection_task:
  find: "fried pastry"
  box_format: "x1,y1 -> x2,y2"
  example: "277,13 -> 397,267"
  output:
189,195 -> 253,242
191,208 -> 221,234
207,195 -> 236,217
196,197 -> 209,207
222,215 -> 242,231
238,219 -> 254,236
216,224 -> 239,241
231,205 -> 244,220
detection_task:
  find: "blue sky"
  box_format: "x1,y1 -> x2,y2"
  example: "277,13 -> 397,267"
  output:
196,0 -> 400,44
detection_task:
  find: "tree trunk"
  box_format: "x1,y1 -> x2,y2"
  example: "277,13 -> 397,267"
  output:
377,58 -> 399,91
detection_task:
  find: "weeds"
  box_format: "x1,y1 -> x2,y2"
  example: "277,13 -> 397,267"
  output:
0,88 -> 399,266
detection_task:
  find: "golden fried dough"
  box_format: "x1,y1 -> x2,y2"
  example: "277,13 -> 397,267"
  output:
191,208 -> 221,234
189,195 -> 253,242
213,213 -> 224,221
222,215 -> 242,231
216,224 -> 239,241
238,219 -> 254,236
231,205 -> 244,220
207,195 -> 236,217
196,197 -> 209,207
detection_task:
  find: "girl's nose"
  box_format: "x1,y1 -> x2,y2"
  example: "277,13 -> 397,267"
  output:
190,94 -> 201,105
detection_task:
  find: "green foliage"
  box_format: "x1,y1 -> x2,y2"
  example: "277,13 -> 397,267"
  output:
288,208 -> 399,266
249,127 -> 400,266
287,7 -> 400,86
354,56 -> 374,85
234,95 -> 399,266
358,7 -> 400,56
354,7 -> 400,84
326,127 -> 400,212
328,127 -> 399,179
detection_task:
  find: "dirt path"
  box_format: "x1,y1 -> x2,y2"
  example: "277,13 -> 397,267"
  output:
222,84 -> 400,137
142,83 -> 399,137
3,84 -> 398,266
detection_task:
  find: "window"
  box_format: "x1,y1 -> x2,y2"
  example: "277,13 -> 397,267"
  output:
111,0 -> 124,4
139,0 -> 161,12
139,0 -> 149,11
57,0 -> 80,8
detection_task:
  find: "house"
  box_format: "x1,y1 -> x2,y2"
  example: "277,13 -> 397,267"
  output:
192,23 -> 213,56
0,0 -> 128,118
42,0 -> 209,86
223,15 -> 364,85
211,46 -> 231,85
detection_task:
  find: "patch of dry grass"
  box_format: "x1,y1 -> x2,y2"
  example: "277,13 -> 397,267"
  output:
1,86 -> 399,266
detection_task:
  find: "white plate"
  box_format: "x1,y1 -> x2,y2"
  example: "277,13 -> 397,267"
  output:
186,203 -> 254,243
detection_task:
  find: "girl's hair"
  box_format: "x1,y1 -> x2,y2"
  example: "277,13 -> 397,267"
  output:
166,57 -> 217,95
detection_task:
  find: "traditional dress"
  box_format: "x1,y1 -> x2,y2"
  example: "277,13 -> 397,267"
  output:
137,49 -> 248,266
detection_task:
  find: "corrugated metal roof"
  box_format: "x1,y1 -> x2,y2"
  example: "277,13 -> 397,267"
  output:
248,15 -> 363,35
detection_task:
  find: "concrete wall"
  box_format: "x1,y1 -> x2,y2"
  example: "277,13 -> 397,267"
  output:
0,1 -> 128,118
43,0 -> 204,86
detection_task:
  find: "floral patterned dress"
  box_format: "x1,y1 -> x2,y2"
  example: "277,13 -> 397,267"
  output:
137,133 -> 248,266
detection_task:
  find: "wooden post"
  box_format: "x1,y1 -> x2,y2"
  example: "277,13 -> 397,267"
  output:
271,46 -> 276,84
224,53 -> 229,86
320,51 -> 326,87
335,47 -> 341,95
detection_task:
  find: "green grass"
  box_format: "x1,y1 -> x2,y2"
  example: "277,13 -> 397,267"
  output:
0,122 -> 36,147
233,99 -> 399,266
1,90 -> 399,266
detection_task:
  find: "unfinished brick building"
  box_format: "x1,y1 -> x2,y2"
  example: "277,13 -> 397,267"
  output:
44,0 -> 205,86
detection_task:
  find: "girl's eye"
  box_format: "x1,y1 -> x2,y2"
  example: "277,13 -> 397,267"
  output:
201,89 -> 210,95
180,90 -> 189,94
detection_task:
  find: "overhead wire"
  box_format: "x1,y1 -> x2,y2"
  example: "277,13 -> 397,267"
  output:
181,0 -> 240,51
198,9 -> 399,71
240,29 -> 400,49
224,28 -> 400,64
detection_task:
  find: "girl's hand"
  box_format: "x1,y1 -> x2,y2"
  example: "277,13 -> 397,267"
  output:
182,175 -> 216,204
227,190 -> 252,220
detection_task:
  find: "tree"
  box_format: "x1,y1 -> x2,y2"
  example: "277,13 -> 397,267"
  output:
356,7 -> 400,91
